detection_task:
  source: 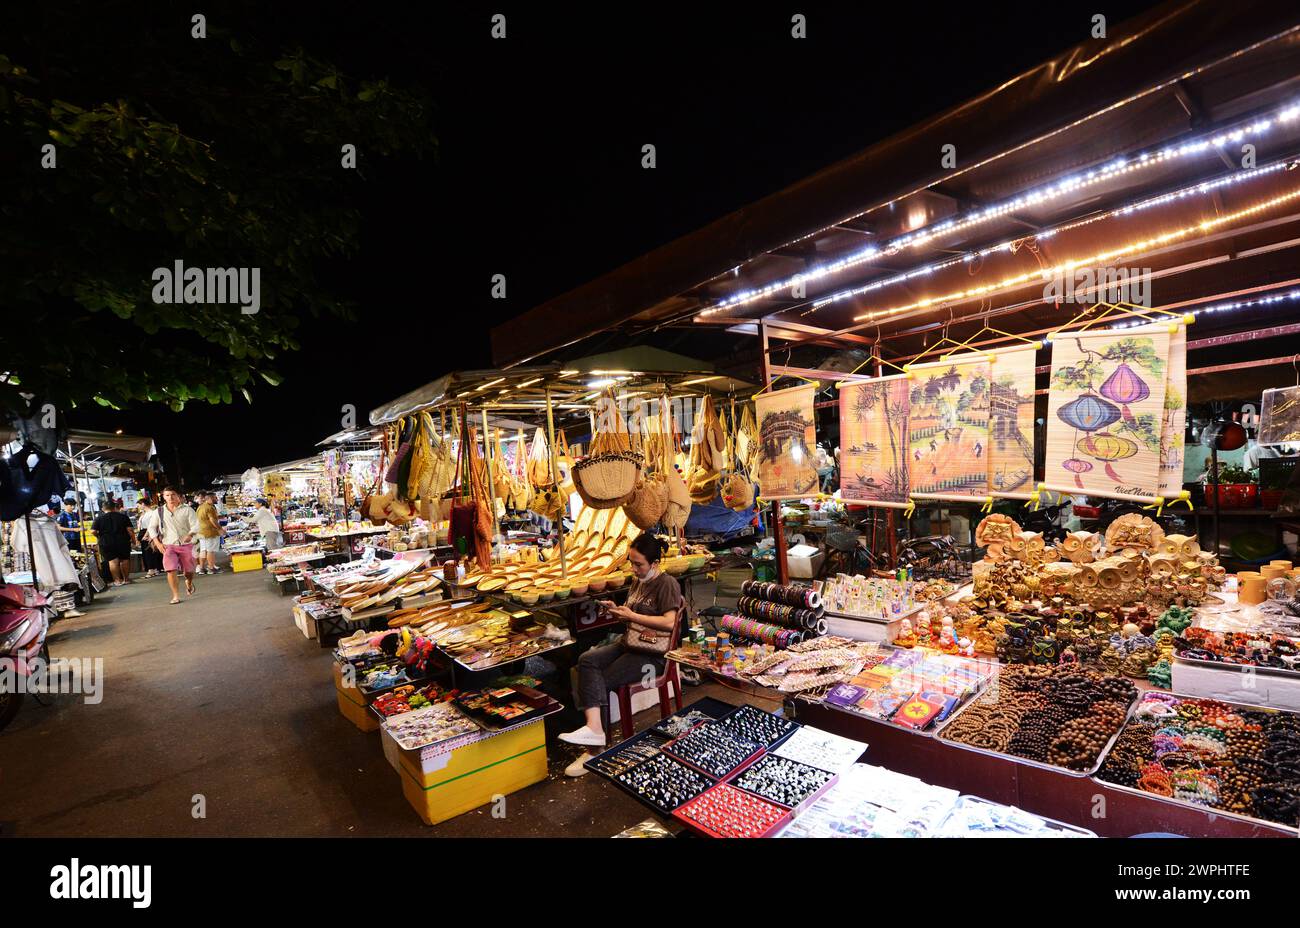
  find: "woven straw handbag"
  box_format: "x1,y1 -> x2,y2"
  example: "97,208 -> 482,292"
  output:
624,474 -> 669,529
573,390 -> 642,507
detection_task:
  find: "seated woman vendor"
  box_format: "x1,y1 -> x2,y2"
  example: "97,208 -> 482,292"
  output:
560,533 -> 683,777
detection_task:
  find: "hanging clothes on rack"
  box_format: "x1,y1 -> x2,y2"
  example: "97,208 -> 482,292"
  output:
7,511 -> 79,589
0,444 -> 71,521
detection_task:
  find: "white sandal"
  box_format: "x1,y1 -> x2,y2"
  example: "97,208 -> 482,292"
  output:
565,753 -> 594,777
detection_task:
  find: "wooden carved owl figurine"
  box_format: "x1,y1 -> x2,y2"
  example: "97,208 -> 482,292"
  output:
1058,530 -> 1101,565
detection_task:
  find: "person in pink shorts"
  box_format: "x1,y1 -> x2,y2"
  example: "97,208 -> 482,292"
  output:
153,486 -> 199,605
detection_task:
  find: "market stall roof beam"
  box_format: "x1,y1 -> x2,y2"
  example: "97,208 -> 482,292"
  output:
488,5 -> 1300,367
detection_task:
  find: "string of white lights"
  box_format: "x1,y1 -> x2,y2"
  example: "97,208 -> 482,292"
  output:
698,100 -> 1300,318
840,178 -> 1300,323
1106,287 -> 1300,329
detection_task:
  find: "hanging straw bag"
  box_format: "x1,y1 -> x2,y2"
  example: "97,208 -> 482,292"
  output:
573,390 -> 642,508
624,474 -> 669,530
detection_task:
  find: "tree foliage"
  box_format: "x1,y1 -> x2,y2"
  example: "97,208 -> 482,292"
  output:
0,8 -> 435,414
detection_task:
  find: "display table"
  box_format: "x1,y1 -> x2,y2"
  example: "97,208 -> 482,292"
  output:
793,700 -> 1296,838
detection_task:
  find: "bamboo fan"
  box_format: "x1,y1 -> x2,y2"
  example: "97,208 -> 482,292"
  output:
736,403 -> 759,475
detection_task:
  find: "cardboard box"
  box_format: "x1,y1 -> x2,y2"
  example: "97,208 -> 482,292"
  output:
231,552 -> 263,572
786,543 -> 824,579
333,662 -> 380,732
292,605 -> 318,639
396,719 -> 548,825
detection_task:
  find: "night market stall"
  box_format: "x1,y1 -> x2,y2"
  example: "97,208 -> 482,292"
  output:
461,5 -> 1300,836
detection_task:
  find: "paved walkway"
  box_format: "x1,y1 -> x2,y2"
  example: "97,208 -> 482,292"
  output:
0,568 -> 759,836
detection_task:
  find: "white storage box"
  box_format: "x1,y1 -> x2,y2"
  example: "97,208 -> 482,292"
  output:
786,543 -> 825,579
1171,660 -> 1300,712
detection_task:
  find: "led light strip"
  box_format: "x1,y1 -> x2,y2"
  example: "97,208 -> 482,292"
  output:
1106,287 -> 1300,330
810,161 -> 1293,313
809,161 -> 1291,315
698,100 -> 1300,318
846,182 -> 1300,323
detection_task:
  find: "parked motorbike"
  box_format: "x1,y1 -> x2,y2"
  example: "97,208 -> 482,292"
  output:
0,585 -> 51,731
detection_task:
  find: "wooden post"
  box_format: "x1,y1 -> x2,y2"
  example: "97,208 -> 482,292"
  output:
760,320 -> 790,585
67,441 -> 87,550
545,388 -> 568,579
481,408 -> 501,544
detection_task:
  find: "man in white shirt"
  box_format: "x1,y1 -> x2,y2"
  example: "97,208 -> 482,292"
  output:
153,486 -> 199,604
251,498 -> 283,550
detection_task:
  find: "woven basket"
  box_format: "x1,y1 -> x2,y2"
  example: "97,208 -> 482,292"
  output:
688,465 -> 721,505
624,475 -> 669,530
573,475 -> 633,511
573,452 -> 642,506
721,473 -> 754,511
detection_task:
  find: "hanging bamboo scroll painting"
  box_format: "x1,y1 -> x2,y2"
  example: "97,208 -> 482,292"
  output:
907,357 -> 991,500
1045,326 -> 1170,501
1158,325 -> 1187,497
988,346 -> 1038,499
839,375 -> 910,507
1259,385 -> 1300,445
755,384 -> 820,500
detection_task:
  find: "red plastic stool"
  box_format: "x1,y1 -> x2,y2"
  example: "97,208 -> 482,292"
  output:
613,661 -> 684,741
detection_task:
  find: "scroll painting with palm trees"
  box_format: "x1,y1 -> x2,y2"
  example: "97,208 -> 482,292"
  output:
839,374 -> 910,507
1044,326 -> 1170,502
906,357 -> 992,501
1158,325 -> 1187,497
988,345 -> 1039,500
755,384 -> 820,500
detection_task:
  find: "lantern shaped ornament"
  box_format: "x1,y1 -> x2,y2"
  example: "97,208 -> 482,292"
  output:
1100,362 -> 1151,425
1078,432 -> 1138,481
1062,457 -> 1093,488
1057,392 -> 1121,432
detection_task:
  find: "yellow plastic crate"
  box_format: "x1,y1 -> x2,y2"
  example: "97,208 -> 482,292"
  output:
398,719 -> 548,825
231,552 -> 263,572
333,663 -> 380,732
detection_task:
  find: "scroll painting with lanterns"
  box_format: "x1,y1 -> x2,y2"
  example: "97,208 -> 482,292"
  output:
906,356 -> 991,502
987,345 -> 1039,500
1044,326 -> 1171,502
1158,325 -> 1187,497
754,384 -> 820,501
839,375 -> 911,508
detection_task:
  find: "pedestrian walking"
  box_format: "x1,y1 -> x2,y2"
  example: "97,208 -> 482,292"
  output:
154,486 -> 198,605
91,499 -> 136,586
195,492 -> 224,574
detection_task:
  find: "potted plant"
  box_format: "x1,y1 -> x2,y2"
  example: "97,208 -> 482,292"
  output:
1208,463 -> 1258,509
1260,466 -> 1290,511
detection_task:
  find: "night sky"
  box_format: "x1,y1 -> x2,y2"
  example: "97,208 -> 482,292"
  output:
56,2 -> 1159,485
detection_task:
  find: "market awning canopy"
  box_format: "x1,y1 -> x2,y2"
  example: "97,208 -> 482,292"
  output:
2,428 -> 158,465
368,347 -> 755,426
488,2 -> 1300,367
315,426 -> 383,447
260,455 -> 326,475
